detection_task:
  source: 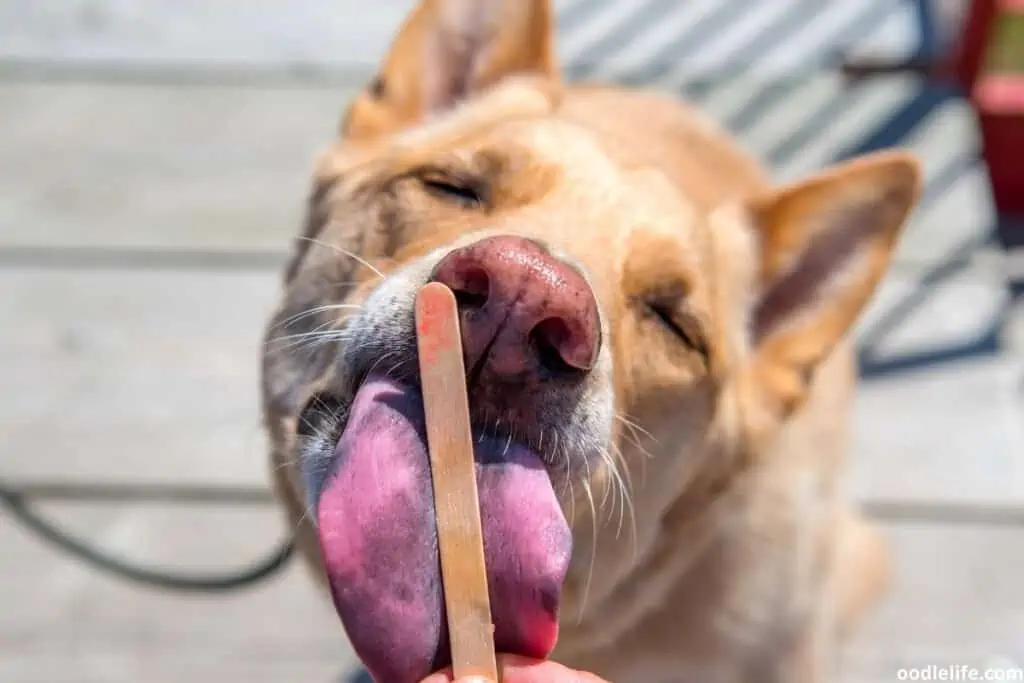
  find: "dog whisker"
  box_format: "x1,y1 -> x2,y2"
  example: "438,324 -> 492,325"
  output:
266,310 -> 355,345
551,430 -> 575,522
267,334 -> 343,360
270,301 -> 365,333
363,349 -> 401,382
614,412 -> 656,459
267,326 -> 344,352
264,313 -> 358,358
290,492 -> 319,539
604,444 -> 636,549
270,455 -> 303,475
613,412 -> 657,445
577,479 -> 598,625
297,236 -> 387,281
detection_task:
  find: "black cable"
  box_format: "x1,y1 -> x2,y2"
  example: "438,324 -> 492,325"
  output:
0,479 -> 295,592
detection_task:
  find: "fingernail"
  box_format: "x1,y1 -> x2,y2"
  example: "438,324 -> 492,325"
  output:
457,677 -> 494,683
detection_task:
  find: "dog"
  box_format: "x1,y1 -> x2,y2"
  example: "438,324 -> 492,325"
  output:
261,1 -> 921,681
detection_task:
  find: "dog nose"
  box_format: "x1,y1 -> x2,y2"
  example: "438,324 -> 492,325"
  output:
430,236 -> 600,382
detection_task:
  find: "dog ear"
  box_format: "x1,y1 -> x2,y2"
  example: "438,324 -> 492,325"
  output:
743,151 -> 921,415
342,0 -> 558,140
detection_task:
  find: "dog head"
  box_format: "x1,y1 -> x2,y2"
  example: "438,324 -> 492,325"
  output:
261,1 -> 920,681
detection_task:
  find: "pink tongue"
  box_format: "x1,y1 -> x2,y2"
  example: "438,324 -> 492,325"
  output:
316,375 -> 572,683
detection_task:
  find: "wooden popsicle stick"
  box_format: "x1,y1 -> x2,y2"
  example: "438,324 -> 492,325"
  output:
415,282 -> 500,683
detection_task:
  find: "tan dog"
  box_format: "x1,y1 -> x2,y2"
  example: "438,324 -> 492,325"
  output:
261,1 -> 921,681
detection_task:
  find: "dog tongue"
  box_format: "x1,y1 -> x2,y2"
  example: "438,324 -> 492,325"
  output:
316,375 -> 572,683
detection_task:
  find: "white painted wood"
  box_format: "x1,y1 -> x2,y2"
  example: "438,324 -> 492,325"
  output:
2,264 -> 1020,501
0,503 -> 352,683
901,164 -> 996,266
0,83 -> 353,252
771,75 -> 922,181
3,509 -> 1020,683
731,74 -> 845,162
0,269 -> 279,484
3,78 -> 986,269
841,522 -> 1024,682
0,0 -> 918,76
851,265 -> 1024,507
0,0 -> 414,69
591,0 -> 721,81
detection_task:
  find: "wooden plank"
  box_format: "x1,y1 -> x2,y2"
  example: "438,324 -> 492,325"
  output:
2,76 -> 986,269
771,75 -> 920,182
850,265 -> 1024,508
733,73 -> 846,162
0,0 -> 916,78
842,522 -> 1024,682
3,506 -> 1021,683
0,82 -> 352,252
0,503 -> 351,683
851,353 -> 1024,508
0,0 -> 414,70
2,263 -> 1020,501
0,269 -> 278,484
899,163 -> 995,266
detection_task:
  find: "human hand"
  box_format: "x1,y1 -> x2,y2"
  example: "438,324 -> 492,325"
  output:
420,654 -> 609,683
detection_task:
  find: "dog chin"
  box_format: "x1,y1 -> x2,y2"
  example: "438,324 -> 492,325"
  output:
311,372 -> 574,683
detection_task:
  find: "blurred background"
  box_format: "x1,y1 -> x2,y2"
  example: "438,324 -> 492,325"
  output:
1,1 -> 1022,682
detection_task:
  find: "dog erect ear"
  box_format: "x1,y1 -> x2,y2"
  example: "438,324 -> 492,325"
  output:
744,151 -> 921,414
342,0 -> 558,140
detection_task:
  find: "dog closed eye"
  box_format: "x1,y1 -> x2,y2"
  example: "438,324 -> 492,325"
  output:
417,169 -> 485,208
645,299 -> 707,358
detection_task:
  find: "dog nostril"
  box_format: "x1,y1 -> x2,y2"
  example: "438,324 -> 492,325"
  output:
530,318 -> 586,377
449,265 -> 490,309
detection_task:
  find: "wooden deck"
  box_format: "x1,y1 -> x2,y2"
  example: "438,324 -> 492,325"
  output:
2,2 -> 1023,682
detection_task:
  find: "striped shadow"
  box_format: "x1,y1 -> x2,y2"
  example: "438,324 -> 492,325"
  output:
557,0 -> 921,81
565,0 -> 688,81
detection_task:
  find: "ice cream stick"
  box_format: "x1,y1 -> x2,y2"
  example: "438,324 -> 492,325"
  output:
415,282 -> 499,683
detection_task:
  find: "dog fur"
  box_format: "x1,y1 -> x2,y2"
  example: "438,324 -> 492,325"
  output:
261,1 -> 921,680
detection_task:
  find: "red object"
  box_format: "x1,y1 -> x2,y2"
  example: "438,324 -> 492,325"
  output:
949,0 -> 1024,223
975,75 -> 1024,214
